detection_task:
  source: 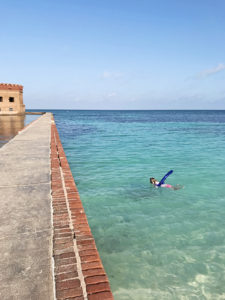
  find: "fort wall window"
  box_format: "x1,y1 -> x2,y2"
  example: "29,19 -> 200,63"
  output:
0,84 -> 25,115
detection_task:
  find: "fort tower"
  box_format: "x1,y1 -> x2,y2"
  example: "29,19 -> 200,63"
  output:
0,83 -> 25,115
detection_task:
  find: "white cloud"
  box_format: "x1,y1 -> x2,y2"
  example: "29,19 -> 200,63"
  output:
198,63 -> 225,78
106,92 -> 117,98
102,71 -> 123,79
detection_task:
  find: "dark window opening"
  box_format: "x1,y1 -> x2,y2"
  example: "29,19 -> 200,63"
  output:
9,97 -> 14,102
9,108 -> 13,111
0,96 -> 3,102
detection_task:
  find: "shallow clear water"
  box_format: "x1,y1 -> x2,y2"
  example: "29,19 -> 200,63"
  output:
53,110 -> 225,300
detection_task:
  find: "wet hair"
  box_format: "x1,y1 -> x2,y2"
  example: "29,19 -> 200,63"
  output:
150,177 -> 155,183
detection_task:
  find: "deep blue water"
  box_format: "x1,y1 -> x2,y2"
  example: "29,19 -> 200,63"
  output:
54,110 -> 225,299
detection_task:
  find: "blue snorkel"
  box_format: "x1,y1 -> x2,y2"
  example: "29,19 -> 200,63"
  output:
156,170 -> 173,186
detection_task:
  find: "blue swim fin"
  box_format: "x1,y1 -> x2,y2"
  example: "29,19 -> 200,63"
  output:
157,170 -> 173,186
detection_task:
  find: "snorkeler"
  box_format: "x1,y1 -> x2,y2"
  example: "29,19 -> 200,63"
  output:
150,177 -> 174,189
150,170 -> 182,190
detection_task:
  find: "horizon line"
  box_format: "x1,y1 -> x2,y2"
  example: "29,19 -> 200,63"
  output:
26,108 -> 225,111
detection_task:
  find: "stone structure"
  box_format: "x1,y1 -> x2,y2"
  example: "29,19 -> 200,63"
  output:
0,114 -> 114,299
0,83 -> 25,115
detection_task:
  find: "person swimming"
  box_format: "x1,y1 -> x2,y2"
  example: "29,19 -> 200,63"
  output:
150,177 -> 181,190
150,177 -> 172,188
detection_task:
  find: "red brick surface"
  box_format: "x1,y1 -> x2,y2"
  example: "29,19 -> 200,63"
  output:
57,279 -> 81,290
82,269 -> 106,277
55,271 -> 79,282
88,291 -> 114,300
56,287 -> 83,299
86,282 -> 111,294
51,118 -> 114,299
85,275 -> 109,285
0,83 -> 23,91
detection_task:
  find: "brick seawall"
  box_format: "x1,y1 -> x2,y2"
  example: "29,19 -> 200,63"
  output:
0,113 -> 113,299
51,118 -> 114,300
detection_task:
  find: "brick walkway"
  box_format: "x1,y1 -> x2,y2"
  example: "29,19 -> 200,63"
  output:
51,119 -> 114,300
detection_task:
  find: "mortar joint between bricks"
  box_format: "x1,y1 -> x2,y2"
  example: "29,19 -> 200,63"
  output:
52,125 -> 87,300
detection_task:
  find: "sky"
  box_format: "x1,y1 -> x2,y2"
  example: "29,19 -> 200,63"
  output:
1,0 -> 225,109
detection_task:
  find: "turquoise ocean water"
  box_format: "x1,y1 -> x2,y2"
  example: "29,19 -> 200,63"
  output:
53,110 -> 225,300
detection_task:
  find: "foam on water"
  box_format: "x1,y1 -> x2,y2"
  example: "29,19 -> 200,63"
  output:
54,110 -> 225,299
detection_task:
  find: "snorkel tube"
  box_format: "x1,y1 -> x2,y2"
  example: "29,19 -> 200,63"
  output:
157,170 -> 173,187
